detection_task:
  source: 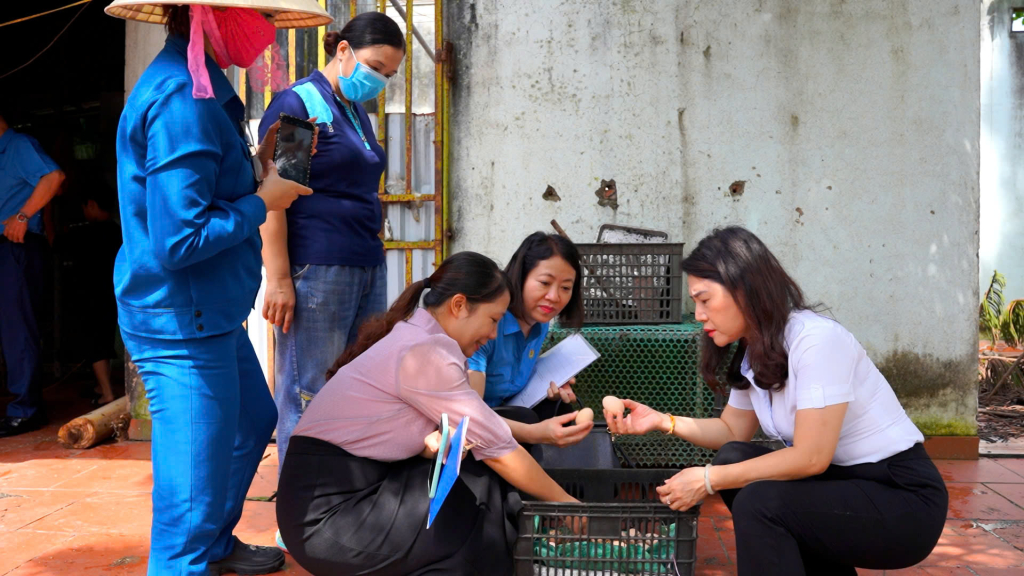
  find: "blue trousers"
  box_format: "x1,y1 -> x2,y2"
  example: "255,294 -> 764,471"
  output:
273,263 -> 386,469
121,326 -> 277,576
0,235 -> 45,419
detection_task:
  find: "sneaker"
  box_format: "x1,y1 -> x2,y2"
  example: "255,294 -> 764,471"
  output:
208,536 -> 285,575
274,529 -> 288,554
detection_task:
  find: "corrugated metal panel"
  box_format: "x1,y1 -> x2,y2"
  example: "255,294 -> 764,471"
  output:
378,113 -> 437,304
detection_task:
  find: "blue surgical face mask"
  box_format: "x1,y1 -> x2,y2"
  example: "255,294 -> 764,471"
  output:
338,50 -> 388,102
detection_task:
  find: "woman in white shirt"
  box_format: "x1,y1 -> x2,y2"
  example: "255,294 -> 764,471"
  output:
605,226 -> 947,576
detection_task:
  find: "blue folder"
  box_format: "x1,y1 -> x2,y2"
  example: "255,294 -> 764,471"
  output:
427,415 -> 469,529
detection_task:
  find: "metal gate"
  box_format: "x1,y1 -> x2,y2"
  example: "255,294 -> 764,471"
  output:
237,0 -> 451,389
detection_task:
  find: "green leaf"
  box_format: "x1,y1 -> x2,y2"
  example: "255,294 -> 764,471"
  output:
980,271 -> 1006,341
1001,299 -> 1024,348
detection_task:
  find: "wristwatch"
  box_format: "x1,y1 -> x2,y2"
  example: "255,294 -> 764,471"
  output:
15,212 -> 28,223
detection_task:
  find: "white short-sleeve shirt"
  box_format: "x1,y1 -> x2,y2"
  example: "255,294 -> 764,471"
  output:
727,310 -> 923,466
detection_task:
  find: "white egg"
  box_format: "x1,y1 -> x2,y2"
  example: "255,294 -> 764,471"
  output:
603,395 -> 625,414
575,407 -> 594,425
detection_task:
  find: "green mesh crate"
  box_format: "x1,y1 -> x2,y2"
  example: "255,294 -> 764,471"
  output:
547,323 -> 781,468
547,322 -> 720,468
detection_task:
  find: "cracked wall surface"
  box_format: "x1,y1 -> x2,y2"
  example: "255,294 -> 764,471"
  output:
446,0 -> 980,430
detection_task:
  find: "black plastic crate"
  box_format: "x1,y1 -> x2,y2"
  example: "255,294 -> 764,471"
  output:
516,469 -> 699,575
576,243 -> 687,325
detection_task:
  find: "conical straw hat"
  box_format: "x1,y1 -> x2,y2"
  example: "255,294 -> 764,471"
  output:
105,0 -> 332,29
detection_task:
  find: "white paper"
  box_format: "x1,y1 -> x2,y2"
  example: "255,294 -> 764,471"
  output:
505,334 -> 601,408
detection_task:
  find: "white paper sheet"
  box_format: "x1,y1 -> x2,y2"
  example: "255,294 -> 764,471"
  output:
505,334 -> 601,408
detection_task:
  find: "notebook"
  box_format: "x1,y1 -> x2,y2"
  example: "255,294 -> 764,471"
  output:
505,334 -> 601,408
427,415 -> 470,529
428,413 -> 449,499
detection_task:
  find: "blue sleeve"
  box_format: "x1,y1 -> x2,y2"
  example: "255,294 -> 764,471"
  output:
11,136 -> 60,186
143,81 -> 266,271
467,338 -> 495,373
259,89 -> 309,142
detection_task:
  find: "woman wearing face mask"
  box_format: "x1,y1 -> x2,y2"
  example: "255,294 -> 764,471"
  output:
468,232 -> 593,450
276,252 -> 578,575
257,12 -> 404,480
103,2 -> 329,574
605,227 -> 947,576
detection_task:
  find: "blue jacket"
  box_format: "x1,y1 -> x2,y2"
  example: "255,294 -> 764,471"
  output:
113,36 -> 266,340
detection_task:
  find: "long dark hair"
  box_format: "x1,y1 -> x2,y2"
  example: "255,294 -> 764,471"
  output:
504,232 -> 585,329
164,6 -> 191,37
323,11 -> 405,58
682,226 -> 811,392
326,251 -> 510,380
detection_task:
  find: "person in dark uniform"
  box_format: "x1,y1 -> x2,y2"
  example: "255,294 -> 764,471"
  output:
0,105 -> 64,438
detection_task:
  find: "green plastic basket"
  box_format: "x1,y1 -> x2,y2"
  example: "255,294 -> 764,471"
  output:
547,322 -> 719,468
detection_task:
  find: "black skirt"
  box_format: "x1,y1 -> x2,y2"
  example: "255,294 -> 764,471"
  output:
277,435 -> 522,576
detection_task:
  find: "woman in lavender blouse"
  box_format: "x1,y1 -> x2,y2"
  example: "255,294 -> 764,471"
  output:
275,252 -> 578,575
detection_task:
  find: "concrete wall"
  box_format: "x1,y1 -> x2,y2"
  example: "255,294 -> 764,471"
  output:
124,21 -> 168,98
447,0 -> 980,432
981,2 -> 1024,302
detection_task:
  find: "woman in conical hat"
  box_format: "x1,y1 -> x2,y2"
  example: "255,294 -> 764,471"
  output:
104,2 -> 329,574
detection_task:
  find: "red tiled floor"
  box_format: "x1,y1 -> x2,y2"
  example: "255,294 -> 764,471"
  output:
971,568 -> 1024,575
700,493 -> 731,517
4,532 -> 150,575
936,460 -> 1024,484
68,440 -> 152,461
988,522 -> 1024,551
888,568 -> 978,575
0,459 -> 99,490
0,529 -> 76,573
946,483 -> 1024,521
922,530 -> 1024,566
993,459 -> 1024,480
50,459 -> 153,492
25,491 -> 152,535
0,489 -> 96,531
987,484 -> 1024,510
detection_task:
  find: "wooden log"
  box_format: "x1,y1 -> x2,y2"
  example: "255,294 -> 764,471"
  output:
58,396 -> 129,449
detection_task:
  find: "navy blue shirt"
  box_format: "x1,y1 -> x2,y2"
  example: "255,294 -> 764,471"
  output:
113,36 -> 266,339
258,71 -> 386,267
0,129 -> 60,235
468,311 -> 550,407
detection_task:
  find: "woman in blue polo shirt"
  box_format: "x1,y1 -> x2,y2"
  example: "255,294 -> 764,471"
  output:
258,13 -> 404,472
468,232 -> 593,448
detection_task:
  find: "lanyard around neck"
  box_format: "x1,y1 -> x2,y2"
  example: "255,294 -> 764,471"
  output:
333,95 -> 371,150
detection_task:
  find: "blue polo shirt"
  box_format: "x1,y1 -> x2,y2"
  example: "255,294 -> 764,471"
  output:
258,70 -> 386,267
113,36 -> 266,339
0,129 -> 59,236
468,311 -> 550,407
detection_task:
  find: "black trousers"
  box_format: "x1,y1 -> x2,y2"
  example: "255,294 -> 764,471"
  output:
713,442 -> 948,576
277,435 -> 521,576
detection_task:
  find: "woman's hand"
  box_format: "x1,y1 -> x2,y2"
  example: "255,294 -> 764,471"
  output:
257,117 -> 320,170
263,277 -> 296,334
546,377 -> 576,404
656,466 -> 707,511
257,164 -> 313,212
530,412 -> 592,447
604,398 -> 666,436
420,427 -> 454,459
